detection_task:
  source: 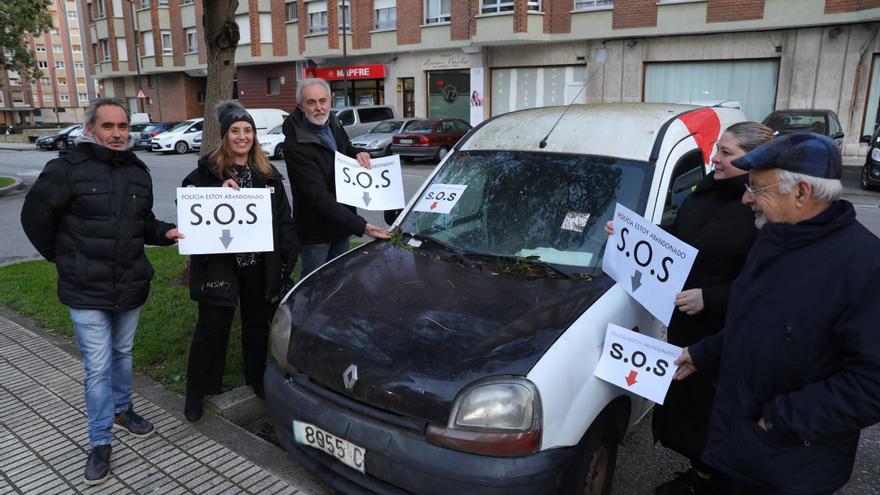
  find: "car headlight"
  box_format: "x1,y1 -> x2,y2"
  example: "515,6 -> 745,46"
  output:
45,138 -> 54,143
426,377 -> 542,456
270,302 -> 293,372
872,147 -> 880,163
367,140 -> 382,148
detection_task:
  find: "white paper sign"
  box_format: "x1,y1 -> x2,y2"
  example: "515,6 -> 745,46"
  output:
176,187 -> 274,255
593,323 -> 682,404
413,184 -> 468,214
602,203 -> 698,326
334,152 -> 405,211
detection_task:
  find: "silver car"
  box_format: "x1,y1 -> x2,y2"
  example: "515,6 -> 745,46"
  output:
350,118 -> 419,157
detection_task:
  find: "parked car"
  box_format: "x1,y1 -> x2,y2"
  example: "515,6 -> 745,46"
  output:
264,102 -> 747,494
65,125 -> 84,148
247,108 -> 289,136
860,129 -> 880,190
34,124 -> 81,150
152,118 -> 203,154
331,105 -> 396,138
135,122 -> 180,150
192,133 -> 202,152
259,124 -> 286,159
762,109 -> 844,150
128,123 -> 151,143
351,118 -> 420,157
391,118 -> 472,162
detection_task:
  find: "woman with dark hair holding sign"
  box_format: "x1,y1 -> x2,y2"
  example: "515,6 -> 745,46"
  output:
606,121 -> 773,494
181,101 -> 299,422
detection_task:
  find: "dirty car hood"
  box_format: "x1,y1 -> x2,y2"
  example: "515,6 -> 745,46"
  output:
286,241 -> 614,425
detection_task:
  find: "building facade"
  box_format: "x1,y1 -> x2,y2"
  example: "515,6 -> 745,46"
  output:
0,0 -> 94,126
83,0 -> 878,153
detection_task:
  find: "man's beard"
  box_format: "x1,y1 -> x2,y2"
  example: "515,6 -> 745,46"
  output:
306,113 -> 328,126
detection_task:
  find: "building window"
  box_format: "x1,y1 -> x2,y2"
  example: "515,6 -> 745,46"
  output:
51,29 -> 60,35
97,0 -> 106,18
140,0 -> 150,8
38,61 -> 49,69
267,77 -> 281,96
235,14 -> 251,43
100,39 -> 110,61
158,0 -> 168,5
338,4 -> 350,30
186,28 -> 197,52
425,0 -> 451,24
287,1 -> 298,21
260,13 -> 272,42
161,31 -> 172,54
197,91 -> 206,104
72,44 -> 81,52
55,61 -> 65,69
182,0 -> 194,4
60,94 -> 70,102
143,31 -> 155,56
36,45 -> 46,52
374,0 -> 396,29
53,44 -> 63,52
112,0 -> 123,17
481,0 -> 514,13
58,77 -> 67,85
307,2 -> 328,34
116,38 -> 128,61
147,75 -> 155,88
75,63 -> 85,71
6,71 -> 21,85
67,10 -> 78,19
573,0 -> 612,10
41,78 -> 51,85
79,93 -> 88,101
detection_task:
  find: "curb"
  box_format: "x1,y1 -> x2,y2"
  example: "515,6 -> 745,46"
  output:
0,176 -> 22,196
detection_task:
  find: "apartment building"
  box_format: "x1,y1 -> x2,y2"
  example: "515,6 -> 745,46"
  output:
84,0 -> 878,153
0,0 -> 94,126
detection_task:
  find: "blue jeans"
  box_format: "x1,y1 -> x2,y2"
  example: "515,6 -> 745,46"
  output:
299,238 -> 351,279
69,307 -> 141,448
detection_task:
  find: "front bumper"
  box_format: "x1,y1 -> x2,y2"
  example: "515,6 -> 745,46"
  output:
352,146 -> 386,158
264,362 -> 572,495
151,141 -> 172,152
391,145 -> 439,158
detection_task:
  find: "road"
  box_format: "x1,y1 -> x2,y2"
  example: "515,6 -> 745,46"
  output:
1,148 -> 877,493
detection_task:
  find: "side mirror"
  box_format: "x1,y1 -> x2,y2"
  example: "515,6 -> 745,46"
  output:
862,135 -> 873,144
830,132 -> 844,140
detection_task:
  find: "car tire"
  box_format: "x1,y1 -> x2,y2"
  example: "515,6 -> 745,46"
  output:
560,411 -> 618,495
861,167 -> 874,191
436,147 -> 448,162
274,144 -> 284,160
56,140 -> 67,151
174,141 -> 190,154
384,145 -> 392,157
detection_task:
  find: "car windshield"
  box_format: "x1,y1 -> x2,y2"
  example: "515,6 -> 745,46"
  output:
267,124 -> 282,135
398,150 -> 652,272
764,113 -> 827,134
406,120 -> 436,134
168,121 -> 195,133
59,125 -> 79,134
370,120 -> 405,134
130,124 -> 149,132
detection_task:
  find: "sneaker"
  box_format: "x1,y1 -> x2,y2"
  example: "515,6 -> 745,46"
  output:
112,407 -> 155,438
654,469 -> 714,495
83,444 -> 112,485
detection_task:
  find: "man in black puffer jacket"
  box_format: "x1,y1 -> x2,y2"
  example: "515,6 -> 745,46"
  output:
20,98 -> 182,486
282,78 -> 390,279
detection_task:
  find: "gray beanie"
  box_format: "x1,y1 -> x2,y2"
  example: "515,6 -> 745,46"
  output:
217,100 -> 256,138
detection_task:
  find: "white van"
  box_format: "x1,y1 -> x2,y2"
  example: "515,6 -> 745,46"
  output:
264,103 -> 746,494
247,108 -> 289,136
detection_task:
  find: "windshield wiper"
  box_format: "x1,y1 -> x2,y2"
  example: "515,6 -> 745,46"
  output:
401,232 -> 478,267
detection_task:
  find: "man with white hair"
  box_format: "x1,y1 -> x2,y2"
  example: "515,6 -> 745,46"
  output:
674,133 -> 880,494
281,78 -> 390,279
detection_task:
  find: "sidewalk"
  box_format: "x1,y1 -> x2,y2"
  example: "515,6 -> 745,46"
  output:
0,143 -> 36,151
0,311 -> 323,494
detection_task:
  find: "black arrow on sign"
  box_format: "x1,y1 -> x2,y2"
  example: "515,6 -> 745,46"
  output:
362,191 -> 372,207
631,270 -> 643,292
220,229 -> 233,249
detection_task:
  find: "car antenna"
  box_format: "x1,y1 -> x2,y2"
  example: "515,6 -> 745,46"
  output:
539,64 -> 605,149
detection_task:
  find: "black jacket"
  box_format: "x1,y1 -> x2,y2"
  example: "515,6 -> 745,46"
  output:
282,107 -> 367,244
182,156 -> 299,307
690,201 -> 880,492
653,172 -> 756,459
20,142 -> 176,310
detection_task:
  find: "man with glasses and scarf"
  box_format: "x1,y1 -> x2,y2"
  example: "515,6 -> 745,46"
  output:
674,133 -> 880,495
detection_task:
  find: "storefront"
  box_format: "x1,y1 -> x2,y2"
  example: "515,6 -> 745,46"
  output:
426,69 -> 470,121
305,64 -> 386,107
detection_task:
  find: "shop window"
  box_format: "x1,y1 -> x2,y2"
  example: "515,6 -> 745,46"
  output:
425,0 -> 450,24
287,1 -> 298,21
267,77 -> 281,96
375,0 -> 395,29
427,70 -> 469,121
573,0 -> 612,9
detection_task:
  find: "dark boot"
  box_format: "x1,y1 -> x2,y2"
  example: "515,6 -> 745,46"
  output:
184,394 -> 204,422
83,444 -> 112,485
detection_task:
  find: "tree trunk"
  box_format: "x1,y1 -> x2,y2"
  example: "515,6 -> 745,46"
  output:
201,0 -> 240,156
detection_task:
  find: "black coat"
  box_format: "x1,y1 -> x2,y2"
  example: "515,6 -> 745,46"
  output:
20,142 -> 176,310
182,156 -> 299,307
653,172 -> 756,459
691,201 -> 880,493
282,108 -> 367,244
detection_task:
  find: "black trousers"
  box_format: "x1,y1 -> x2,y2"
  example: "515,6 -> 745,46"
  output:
185,268 -> 269,397
731,481 -> 831,495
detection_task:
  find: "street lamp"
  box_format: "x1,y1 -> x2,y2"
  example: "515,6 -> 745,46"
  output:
341,0 -> 349,106
126,0 -> 144,113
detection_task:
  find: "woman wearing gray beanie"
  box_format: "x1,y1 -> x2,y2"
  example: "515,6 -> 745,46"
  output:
180,101 -> 300,422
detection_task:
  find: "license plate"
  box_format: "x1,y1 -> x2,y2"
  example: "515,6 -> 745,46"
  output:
293,421 -> 366,473
399,139 -> 413,144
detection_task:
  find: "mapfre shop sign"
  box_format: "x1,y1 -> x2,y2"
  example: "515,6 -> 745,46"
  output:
305,65 -> 386,81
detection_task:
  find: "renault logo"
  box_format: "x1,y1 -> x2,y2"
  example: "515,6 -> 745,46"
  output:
343,364 -> 358,391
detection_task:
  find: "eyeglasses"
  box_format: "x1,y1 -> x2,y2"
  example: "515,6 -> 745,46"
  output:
744,181 -> 783,197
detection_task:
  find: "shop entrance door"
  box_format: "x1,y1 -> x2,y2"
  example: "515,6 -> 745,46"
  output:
401,78 -> 415,117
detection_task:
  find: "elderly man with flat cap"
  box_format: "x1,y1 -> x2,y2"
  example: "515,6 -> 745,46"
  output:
674,132 -> 880,495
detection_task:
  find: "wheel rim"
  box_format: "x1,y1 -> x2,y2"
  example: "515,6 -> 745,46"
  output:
57,141 -> 66,150
176,142 -> 187,153
437,147 -> 448,161
275,144 -> 284,159
583,442 -> 609,495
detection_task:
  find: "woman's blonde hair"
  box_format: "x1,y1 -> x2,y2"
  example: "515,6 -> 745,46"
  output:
725,121 -> 774,152
209,124 -> 274,180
